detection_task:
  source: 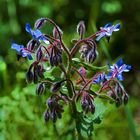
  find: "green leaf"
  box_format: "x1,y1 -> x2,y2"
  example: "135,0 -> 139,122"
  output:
72,58 -> 107,71
93,100 -> 107,120
98,94 -> 115,102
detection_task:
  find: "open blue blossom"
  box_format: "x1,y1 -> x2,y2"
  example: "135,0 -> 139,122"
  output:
92,73 -> 106,84
11,42 -> 32,60
25,23 -> 49,44
96,23 -> 121,41
106,58 -> 131,81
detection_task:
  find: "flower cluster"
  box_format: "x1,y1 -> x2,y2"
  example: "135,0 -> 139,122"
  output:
11,18 -> 131,135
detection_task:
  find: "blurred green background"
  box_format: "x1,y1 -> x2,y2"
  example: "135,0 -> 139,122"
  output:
0,0 -> 140,139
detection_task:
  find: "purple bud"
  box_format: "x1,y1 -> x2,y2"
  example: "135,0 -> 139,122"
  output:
36,47 -> 43,61
50,111 -> 57,122
52,27 -> 63,38
115,98 -> 122,107
33,66 -> 38,84
86,39 -> 96,47
90,104 -> 95,114
26,70 -> 33,83
123,94 -> 129,105
27,39 -> 39,51
85,49 -> 97,63
47,98 -> 54,110
36,65 -> 45,79
115,83 -> 123,97
81,92 -> 95,114
107,91 -> 116,100
34,18 -> 46,29
51,81 -> 62,92
44,110 -> 50,122
77,21 -> 85,38
36,83 -> 45,96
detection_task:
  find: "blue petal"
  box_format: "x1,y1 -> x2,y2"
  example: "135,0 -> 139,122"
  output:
11,43 -> 24,52
33,30 -> 42,39
25,23 -> 31,33
93,76 -> 101,84
116,58 -> 123,67
104,23 -> 112,28
114,23 -> 121,31
126,65 -> 132,70
27,54 -> 33,60
116,73 -> 123,81
121,64 -> 132,72
108,71 -> 113,77
96,33 -> 105,41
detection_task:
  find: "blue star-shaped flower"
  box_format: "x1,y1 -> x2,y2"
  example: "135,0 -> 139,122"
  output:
25,23 -> 49,44
92,73 -> 106,84
11,42 -> 33,60
96,23 -> 121,41
106,58 -> 131,81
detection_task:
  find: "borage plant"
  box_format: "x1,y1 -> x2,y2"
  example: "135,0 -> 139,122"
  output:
11,18 -> 131,138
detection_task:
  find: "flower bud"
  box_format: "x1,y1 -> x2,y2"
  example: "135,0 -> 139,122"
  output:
34,18 -> 46,29
51,81 -> 62,92
36,65 -> 45,79
36,47 -> 43,61
123,94 -> 129,105
115,98 -> 122,107
50,111 -> 57,122
90,104 -> 95,114
115,83 -> 123,98
26,70 -> 33,83
44,110 -> 50,122
77,21 -> 85,37
47,97 -> 64,122
81,92 -> 95,114
107,91 -> 116,100
53,27 -> 63,38
27,39 -> 39,51
85,49 -> 97,63
47,99 -> 54,111
36,83 -> 45,96
49,47 -> 62,67
33,66 -> 38,84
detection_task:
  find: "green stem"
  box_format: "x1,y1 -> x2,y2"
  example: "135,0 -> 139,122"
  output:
124,105 -> 139,140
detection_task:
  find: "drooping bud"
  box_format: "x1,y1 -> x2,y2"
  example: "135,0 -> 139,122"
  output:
85,49 -> 97,63
27,39 -> 39,51
26,70 -> 34,83
123,94 -> 129,105
53,27 -> 63,38
90,103 -> 95,114
47,97 -> 64,122
36,64 -> 45,79
107,90 -> 116,100
51,81 -> 62,92
44,110 -> 50,122
36,47 -> 43,61
47,98 -> 54,111
81,92 -> 95,114
34,18 -> 46,29
115,83 -> 123,98
77,21 -> 85,38
50,111 -> 57,123
36,83 -> 45,95
33,65 -> 38,84
49,47 -> 62,66
115,98 -> 122,107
